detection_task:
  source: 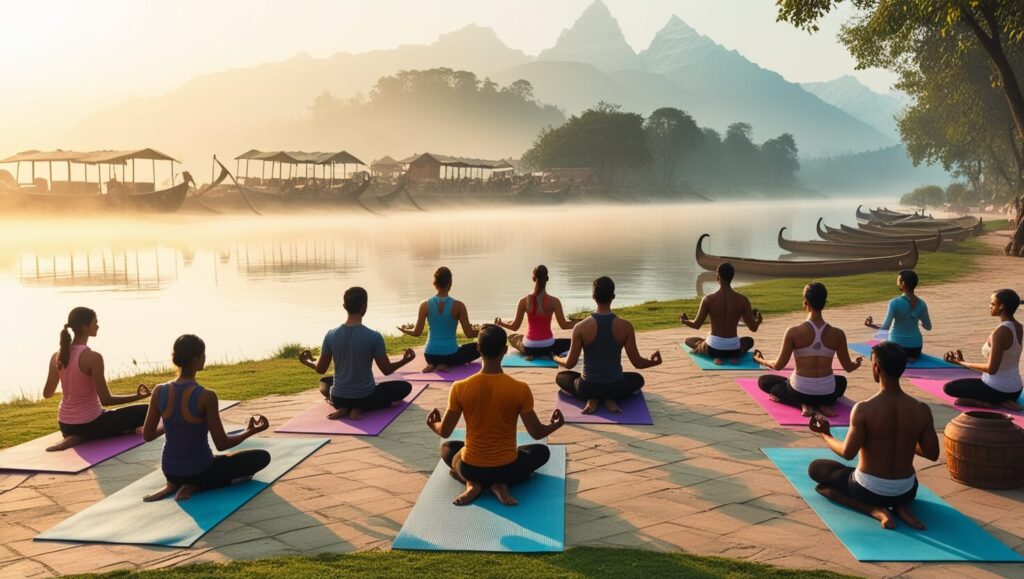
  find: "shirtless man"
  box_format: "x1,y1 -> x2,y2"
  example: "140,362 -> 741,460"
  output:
554,276 -> 662,415
682,263 -> 762,365
808,341 -> 939,530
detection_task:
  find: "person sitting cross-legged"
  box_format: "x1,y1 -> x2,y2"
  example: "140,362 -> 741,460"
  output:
427,324 -> 564,506
681,263 -> 762,365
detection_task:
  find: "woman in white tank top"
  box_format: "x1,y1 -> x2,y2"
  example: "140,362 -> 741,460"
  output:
943,289 -> 1023,410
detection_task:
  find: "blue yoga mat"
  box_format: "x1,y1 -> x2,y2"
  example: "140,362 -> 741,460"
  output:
36,436 -> 328,547
848,343 -> 958,369
393,430 -> 564,552
501,352 -> 560,368
680,343 -> 760,370
763,447 -> 1024,562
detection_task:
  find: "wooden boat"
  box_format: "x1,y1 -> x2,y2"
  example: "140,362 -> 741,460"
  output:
0,149 -> 191,214
241,178 -> 372,212
697,233 -> 918,277
779,227 -> 941,256
858,205 -> 981,230
517,180 -> 571,205
828,220 -> 969,243
851,222 -> 974,242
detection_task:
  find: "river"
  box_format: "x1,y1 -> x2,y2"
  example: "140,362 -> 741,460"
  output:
0,197 -> 896,400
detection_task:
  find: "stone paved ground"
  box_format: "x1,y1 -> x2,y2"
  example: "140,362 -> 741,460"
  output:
3,234 -> 1024,578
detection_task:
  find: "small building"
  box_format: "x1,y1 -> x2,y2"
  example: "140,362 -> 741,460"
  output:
371,156 -> 403,178
398,153 -> 513,182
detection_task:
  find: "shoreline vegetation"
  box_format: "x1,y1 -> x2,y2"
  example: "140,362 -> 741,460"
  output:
0,222 -> 1003,451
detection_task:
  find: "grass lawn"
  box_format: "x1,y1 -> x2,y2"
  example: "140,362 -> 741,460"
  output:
75,547 -> 856,578
1,227 -> 1002,451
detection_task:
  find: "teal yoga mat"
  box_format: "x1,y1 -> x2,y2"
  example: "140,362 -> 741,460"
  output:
501,352 -> 559,368
393,430 -> 564,552
848,343 -> 958,369
763,447 -> 1024,562
36,436 -> 328,547
680,343 -> 759,370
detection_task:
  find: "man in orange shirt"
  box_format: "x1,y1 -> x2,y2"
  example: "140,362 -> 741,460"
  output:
427,324 -> 565,506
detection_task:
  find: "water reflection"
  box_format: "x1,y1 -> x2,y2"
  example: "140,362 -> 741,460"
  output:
0,198 -> 892,399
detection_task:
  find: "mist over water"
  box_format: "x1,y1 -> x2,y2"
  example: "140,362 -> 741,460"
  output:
0,198 -> 894,399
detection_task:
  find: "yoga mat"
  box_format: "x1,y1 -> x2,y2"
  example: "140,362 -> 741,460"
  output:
736,379 -> 852,426
849,342 -> 958,369
393,430 -> 564,552
908,378 -> 1024,427
763,447 -> 1024,562
554,390 -> 653,425
36,436 -> 328,547
501,352 -> 559,368
275,383 -> 428,436
680,343 -> 759,370
0,400 -> 239,474
384,362 -> 482,382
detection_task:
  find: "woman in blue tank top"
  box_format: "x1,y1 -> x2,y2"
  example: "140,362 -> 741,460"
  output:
398,266 -> 481,373
865,269 -> 931,361
141,335 -> 271,502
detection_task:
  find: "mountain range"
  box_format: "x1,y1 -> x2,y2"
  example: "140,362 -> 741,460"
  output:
67,1 -> 912,174
801,75 -> 908,140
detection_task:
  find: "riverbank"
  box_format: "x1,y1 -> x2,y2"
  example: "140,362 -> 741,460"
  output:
0,226 -> 1001,450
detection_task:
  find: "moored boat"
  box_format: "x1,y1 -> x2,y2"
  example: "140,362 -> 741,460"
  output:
697,233 -> 917,277
778,227 -> 940,256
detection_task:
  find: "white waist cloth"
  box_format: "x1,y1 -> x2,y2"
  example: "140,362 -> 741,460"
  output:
705,334 -> 741,350
854,469 -> 916,496
523,336 -> 555,349
789,372 -> 836,396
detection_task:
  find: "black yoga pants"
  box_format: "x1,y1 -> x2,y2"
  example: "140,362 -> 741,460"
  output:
523,338 -> 572,357
943,378 -> 1022,404
757,374 -> 848,408
440,441 -> 550,486
555,371 -> 645,400
166,450 -> 272,489
319,377 -> 413,410
59,404 -> 148,439
424,343 -> 481,366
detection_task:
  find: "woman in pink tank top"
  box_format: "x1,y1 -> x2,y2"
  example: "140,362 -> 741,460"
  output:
42,307 -> 152,451
496,265 -> 579,359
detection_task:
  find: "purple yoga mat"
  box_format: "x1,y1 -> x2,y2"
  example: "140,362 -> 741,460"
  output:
276,383 -> 429,436
382,362 -> 481,383
736,378 -> 853,427
0,400 -> 240,474
909,378 -> 1024,427
554,390 -> 653,425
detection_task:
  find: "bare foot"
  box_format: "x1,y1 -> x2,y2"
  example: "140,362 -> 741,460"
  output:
1000,400 -> 1023,411
870,507 -> 896,530
422,363 -> 436,373
768,394 -> 781,403
524,356 -> 534,361
448,469 -> 466,484
713,358 -> 724,366
953,397 -> 995,409
328,407 -> 351,420
801,404 -> 814,417
491,482 -> 518,506
46,435 -> 84,452
603,398 -> 623,413
143,482 -> 179,502
435,364 -> 451,374
349,407 -> 365,421
175,484 -> 201,502
453,481 -> 483,506
895,503 -> 926,530
818,405 -> 839,418
729,357 -> 740,365
582,399 -> 600,414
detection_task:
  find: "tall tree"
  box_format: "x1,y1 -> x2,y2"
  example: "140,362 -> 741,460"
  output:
643,108 -> 703,188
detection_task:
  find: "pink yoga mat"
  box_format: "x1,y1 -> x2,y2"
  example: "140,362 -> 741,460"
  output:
378,362 -> 481,383
554,390 -> 653,425
276,383 -> 428,435
736,378 -> 853,427
908,378 -> 1024,427
0,400 -> 239,474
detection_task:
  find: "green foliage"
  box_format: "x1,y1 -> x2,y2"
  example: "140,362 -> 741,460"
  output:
72,547 -> 856,578
272,343 -> 308,359
644,107 -> 703,188
900,184 -> 947,207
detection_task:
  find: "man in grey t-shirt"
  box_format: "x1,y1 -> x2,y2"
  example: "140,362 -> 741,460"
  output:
300,287 -> 416,420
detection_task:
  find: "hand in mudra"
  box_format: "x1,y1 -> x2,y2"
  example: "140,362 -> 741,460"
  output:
136,384 -> 151,398
426,408 -> 441,428
298,349 -> 313,363
809,416 -> 831,435
402,348 -> 416,362
248,415 -> 269,433
679,312 -> 689,324
864,316 -> 873,327
650,351 -> 663,365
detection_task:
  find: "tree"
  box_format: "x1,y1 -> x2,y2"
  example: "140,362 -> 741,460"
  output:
643,108 -> 703,188
900,185 -> 946,208
760,133 -> 800,186
522,102 -> 651,188
776,0 -> 1024,255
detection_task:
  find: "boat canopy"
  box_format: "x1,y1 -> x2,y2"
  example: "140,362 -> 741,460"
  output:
398,152 -> 508,169
0,148 -> 179,165
234,150 -> 365,166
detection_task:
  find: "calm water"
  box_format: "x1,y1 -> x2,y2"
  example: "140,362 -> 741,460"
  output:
0,197 -> 894,399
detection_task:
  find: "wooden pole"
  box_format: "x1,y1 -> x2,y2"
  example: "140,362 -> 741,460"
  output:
152,159 -> 156,186
48,161 -> 52,189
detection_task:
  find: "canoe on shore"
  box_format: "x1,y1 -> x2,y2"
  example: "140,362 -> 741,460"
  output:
778,227 -> 939,256
817,219 -> 949,249
849,222 -> 974,242
857,205 -> 981,230
697,233 -> 918,277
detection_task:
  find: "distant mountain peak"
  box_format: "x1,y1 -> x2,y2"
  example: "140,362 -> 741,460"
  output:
801,75 -> 907,139
538,0 -> 641,72
436,24 -> 503,46
642,15 -> 722,71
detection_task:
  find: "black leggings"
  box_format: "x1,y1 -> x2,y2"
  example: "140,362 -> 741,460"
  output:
424,343 -> 481,367
809,459 -> 918,508
758,374 -> 847,408
943,378 -> 1022,404
523,338 -> 572,357
441,441 -> 550,486
685,336 -> 755,359
319,377 -> 413,410
165,450 -> 271,489
58,404 -> 148,439
556,371 -> 645,400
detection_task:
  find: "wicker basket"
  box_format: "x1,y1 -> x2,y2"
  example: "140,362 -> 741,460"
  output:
944,410 -> 1024,489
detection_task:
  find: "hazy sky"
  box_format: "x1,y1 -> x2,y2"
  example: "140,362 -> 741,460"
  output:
1,0 -> 893,146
